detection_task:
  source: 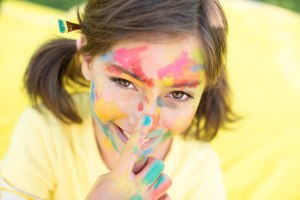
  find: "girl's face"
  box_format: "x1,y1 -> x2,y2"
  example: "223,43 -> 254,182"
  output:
87,37 -> 206,155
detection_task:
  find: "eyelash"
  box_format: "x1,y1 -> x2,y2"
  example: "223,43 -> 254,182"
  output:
110,77 -> 194,103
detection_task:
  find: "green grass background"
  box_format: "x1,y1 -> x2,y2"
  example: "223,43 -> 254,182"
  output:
19,0 -> 300,13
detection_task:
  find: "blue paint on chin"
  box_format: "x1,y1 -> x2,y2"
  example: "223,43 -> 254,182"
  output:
190,63 -> 205,73
147,129 -> 163,138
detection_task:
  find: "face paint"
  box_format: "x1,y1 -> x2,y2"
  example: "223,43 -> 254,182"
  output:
138,102 -> 143,112
103,136 -> 114,150
95,99 -> 128,122
157,96 -> 164,107
90,39 -> 206,156
144,96 -> 149,105
147,129 -> 163,138
157,50 -> 204,88
105,47 -> 155,87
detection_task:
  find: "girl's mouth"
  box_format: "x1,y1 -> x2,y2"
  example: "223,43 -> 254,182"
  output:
113,123 -> 159,149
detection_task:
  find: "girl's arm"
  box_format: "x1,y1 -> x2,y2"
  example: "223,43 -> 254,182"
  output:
0,176 -> 43,200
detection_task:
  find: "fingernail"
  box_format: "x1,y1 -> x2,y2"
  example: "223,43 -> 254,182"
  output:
135,155 -> 144,163
142,116 -> 152,126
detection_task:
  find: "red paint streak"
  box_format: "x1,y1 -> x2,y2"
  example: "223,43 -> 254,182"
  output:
113,47 -> 155,87
144,96 -> 149,104
158,50 -> 202,88
106,65 -> 121,75
138,102 -> 143,112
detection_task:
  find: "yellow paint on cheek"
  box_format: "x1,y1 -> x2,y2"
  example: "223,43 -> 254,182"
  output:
103,136 -> 114,150
169,115 -> 193,134
95,98 -> 128,122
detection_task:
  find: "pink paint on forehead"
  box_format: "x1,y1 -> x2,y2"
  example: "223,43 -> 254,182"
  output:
113,47 -> 155,87
158,51 -> 191,79
157,50 -> 202,88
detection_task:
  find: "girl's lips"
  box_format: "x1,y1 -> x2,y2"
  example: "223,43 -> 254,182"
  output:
113,123 -> 159,149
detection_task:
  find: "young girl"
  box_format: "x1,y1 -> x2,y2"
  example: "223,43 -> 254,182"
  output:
0,0 -> 237,199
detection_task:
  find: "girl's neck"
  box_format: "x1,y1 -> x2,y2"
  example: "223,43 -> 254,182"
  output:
93,119 -> 172,171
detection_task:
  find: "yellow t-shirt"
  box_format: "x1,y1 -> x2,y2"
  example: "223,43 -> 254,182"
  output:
0,92 -> 226,200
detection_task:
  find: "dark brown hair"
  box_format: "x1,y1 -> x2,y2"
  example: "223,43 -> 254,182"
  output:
24,0 -> 239,141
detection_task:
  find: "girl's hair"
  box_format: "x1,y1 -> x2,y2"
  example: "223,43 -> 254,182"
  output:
24,0 -> 239,141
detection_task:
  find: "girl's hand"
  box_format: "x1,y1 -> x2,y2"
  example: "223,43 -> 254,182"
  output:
85,116 -> 172,200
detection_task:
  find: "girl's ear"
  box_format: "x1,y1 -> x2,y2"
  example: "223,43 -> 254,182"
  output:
81,55 -> 92,81
77,34 -> 92,81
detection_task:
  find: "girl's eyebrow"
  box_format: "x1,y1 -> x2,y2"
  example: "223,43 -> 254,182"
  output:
106,64 -> 145,82
169,80 -> 201,88
106,63 -> 201,88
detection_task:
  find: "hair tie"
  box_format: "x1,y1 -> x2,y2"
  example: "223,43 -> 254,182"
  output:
58,19 -> 81,33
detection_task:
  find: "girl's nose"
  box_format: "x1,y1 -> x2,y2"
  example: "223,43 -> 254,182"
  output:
141,98 -> 162,133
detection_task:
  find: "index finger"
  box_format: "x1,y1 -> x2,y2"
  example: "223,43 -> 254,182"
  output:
112,115 -> 152,175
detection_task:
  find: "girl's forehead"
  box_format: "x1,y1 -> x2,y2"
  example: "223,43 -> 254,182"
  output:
105,37 -> 203,77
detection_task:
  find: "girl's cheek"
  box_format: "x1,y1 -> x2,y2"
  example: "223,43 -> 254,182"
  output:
163,107 -> 195,135
95,98 -> 128,124
91,76 -> 129,124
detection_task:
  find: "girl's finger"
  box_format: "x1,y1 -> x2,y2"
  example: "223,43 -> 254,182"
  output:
111,115 -> 153,175
159,193 -> 172,200
136,156 -> 165,186
149,174 -> 172,200
132,156 -> 148,175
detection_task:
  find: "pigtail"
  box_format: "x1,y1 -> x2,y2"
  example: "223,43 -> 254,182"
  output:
24,38 -> 89,124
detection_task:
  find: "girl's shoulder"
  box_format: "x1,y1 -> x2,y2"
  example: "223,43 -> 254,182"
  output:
6,91 -> 91,151
20,91 -> 90,130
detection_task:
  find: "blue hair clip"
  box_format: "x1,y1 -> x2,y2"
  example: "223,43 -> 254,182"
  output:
58,19 -> 81,33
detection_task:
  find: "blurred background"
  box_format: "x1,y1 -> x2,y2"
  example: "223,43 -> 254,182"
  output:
0,0 -> 300,200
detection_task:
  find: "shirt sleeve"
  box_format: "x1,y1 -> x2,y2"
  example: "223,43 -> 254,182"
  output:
0,107 -> 57,199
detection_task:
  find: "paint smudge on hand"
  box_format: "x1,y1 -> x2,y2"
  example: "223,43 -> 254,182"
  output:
154,176 -> 166,189
141,160 -> 164,185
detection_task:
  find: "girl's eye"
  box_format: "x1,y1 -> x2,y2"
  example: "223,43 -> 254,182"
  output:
171,91 -> 184,99
166,91 -> 194,103
118,79 -> 131,87
110,78 -> 136,90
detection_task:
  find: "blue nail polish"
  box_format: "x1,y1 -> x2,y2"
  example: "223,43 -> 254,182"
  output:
142,116 -> 152,126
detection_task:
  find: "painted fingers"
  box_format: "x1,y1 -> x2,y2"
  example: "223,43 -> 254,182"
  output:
136,156 -> 172,200
112,116 -> 153,176
158,193 -> 172,200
